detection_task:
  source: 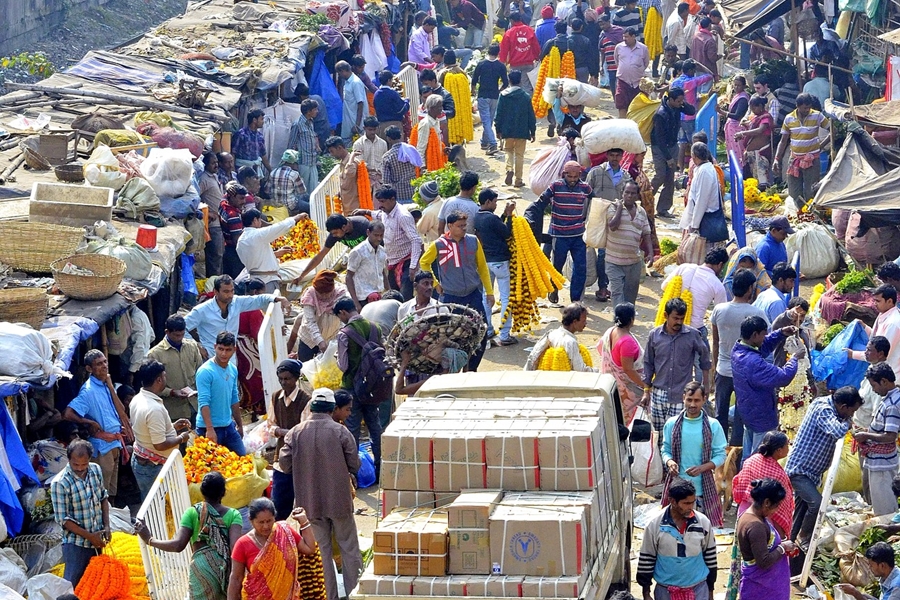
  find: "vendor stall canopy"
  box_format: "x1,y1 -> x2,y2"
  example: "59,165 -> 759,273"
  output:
721,0 -> 801,38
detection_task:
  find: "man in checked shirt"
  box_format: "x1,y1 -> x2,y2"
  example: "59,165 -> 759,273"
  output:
353,186 -> 423,301
381,126 -> 420,204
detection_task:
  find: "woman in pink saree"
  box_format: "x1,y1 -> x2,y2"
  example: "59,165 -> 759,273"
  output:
717,75 -> 750,161
597,303 -> 645,422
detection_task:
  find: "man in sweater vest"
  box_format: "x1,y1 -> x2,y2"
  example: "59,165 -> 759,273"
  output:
419,210 -> 494,371
334,298 -> 383,475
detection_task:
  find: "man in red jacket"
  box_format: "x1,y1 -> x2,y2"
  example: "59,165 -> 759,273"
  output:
499,12 -> 540,93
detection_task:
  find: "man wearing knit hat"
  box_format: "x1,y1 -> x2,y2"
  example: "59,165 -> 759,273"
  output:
532,161 -> 593,304
417,181 -> 444,244
536,5 -> 558,46
279,387 -> 362,600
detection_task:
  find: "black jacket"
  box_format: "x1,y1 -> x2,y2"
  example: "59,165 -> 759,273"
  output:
566,33 -> 594,75
495,86 -> 536,140
650,97 -> 696,159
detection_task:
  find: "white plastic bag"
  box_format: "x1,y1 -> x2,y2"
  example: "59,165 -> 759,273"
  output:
528,139 -> 571,195
0,552 -> 26,595
581,119 -> 647,154
300,340 -> 343,390
0,583 -> 23,600
630,407 -> 663,487
24,574 -> 72,600
785,223 -> 840,279
584,198 -> 613,248
84,145 -> 126,191
0,323 -> 67,379
140,147 -> 194,198
541,78 -> 605,108
243,419 -> 273,454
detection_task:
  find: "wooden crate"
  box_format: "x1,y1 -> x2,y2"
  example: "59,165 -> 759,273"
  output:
29,182 -> 113,228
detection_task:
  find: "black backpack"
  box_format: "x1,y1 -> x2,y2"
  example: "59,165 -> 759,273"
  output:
341,323 -> 395,405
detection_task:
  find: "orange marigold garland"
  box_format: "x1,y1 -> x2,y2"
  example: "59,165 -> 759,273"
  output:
184,436 -> 256,484
357,161 -> 374,210
425,128 -> 446,172
75,554 -> 134,600
270,218 -> 320,261
560,51 -> 576,114
409,123 -> 419,148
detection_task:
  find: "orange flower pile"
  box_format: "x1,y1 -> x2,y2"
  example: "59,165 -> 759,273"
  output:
358,161 -> 374,210
426,128 -> 446,172
75,554 -> 134,600
184,437 -> 255,484
106,532 -> 150,600
271,218 -> 320,261
560,51 -> 576,114
533,46 -> 561,118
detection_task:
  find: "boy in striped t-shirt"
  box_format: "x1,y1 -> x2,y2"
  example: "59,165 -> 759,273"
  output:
774,93 -> 829,209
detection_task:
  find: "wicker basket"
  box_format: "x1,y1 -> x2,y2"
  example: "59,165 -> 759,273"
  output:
51,254 -> 126,300
0,222 -> 84,274
0,288 -> 48,329
54,163 -> 85,182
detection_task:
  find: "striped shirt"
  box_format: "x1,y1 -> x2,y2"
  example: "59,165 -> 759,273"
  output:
785,396 -> 851,485
613,7 -> 643,36
781,109 -> 828,155
374,203 -> 422,267
864,387 -> 900,471
288,117 -> 319,165
538,179 -> 593,237
600,26 -> 624,71
219,201 -> 243,246
605,203 -> 650,266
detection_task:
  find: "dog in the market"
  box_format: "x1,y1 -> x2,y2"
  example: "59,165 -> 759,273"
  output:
716,446 -> 741,511
448,143 -> 468,171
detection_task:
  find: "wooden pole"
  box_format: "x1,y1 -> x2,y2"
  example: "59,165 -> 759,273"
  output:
2,82 -> 227,122
0,153 -> 26,184
734,37 -> 855,75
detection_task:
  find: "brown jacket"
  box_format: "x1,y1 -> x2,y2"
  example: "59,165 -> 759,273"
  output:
278,412 -> 360,519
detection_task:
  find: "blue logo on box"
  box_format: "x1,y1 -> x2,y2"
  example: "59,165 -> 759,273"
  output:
510,532 -> 540,562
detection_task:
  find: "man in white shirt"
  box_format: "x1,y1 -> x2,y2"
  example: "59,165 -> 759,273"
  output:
236,209 -> 308,293
346,220 -> 390,311
352,116 -> 388,190
337,61 -> 366,143
665,2 -> 695,58
850,284 -> 900,379
525,303 -> 598,372
129,359 -> 191,500
662,248 -> 728,331
398,271 -> 441,323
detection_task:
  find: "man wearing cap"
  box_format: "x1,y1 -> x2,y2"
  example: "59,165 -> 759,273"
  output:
533,161 -> 593,304
754,216 -> 794,277
535,5 -> 558,46
417,181 -> 444,244
279,387 -> 362,600
264,150 -> 308,220
236,209 -> 310,293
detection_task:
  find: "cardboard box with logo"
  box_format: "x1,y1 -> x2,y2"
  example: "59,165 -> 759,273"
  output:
502,490 -> 601,560
373,509 -> 449,576
447,489 -> 503,575
489,503 -> 588,577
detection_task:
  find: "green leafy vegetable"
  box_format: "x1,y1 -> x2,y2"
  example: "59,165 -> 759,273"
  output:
411,163 -> 480,206
317,155 -> 338,180
291,13 -> 330,32
821,323 -> 845,348
812,553 -> 841,589
660,239 -> 678,256
859,526 -> 889,554
834,267 -> 875,295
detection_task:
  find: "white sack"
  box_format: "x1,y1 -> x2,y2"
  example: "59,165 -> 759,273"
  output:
581,119 -> 647,154
140,147 -> 194,198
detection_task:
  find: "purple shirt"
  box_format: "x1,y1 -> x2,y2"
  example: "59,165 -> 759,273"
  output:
230,127 -> 266,162
613,41 -> 650,86
409,27 -> 433,65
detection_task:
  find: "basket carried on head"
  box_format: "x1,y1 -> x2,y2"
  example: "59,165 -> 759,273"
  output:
0,222 -> 84,274
0,288 -> 48,329
51,254 -> 126,300
386,303 -> 487,375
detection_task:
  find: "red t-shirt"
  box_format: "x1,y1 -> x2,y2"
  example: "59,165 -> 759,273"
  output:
232,528 -> 302,567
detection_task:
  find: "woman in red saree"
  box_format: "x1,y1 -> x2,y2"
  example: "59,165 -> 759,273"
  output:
227,498 -> 326,600
735,96 -> 775,188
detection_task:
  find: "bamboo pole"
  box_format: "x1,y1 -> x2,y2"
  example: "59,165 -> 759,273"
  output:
2,82 -> 227,122
0,153 -> 26,184
733,36 -> 855,74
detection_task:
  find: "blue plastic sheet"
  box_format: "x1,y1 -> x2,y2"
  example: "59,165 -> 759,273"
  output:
357,443 -> 376,489
729,150 -> 746,248
811,320 -> 869,389
309,50 -> 342,129
181,254 -> 198,296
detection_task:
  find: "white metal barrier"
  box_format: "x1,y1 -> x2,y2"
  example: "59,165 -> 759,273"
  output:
135,450 -> 193,600
309,164 -> 345,270
259,301 -> 288,416
397,65 -> 420,117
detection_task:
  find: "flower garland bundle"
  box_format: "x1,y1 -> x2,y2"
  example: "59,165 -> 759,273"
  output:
536,344 -> 593,371
809,283 -> 825,314
654,274 -> 693,326
443,72 -> 474,144
357,161 -> 374,210
645,7 -> 663,59
503,216 -> 567,333
184,437 -> 255,484
75,554 -> 134,600
559,51 -> 576,113
532,46 -> 561,118
325,194 -> 343,215
270,219 -> 320,261
426,127 -> 447,172
409,123 -> 418,147
106,533 -> 150,600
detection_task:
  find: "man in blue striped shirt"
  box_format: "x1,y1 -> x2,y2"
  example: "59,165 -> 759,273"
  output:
534,160 -> 592,302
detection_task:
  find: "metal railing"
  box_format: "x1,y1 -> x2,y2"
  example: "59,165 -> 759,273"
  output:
309,164 -> 345,270
398,65 -> 420,116
135,451 -> 192,600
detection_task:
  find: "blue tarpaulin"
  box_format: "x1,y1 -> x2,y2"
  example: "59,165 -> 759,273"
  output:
729,150 -> 746,248
309,50 -> 342,129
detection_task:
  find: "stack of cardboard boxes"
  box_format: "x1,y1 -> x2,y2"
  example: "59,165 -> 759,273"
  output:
358,396 -> 616,598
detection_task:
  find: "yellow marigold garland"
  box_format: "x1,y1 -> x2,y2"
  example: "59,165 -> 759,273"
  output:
503,216 -> 567,333
654,274 -> 694,326
443,72 -> 474,144
532,46 -> 561,119
357,161 -> 374,210
536,344 -> 593,371
270,218 -> 320,261
106,532 -> 150,600
184,437 -> 255,484
645,7 -> 663,59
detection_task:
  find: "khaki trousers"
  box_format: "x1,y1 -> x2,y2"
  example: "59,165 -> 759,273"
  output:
504,138 -> 527,180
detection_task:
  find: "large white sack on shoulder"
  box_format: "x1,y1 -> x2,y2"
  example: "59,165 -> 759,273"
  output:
541,78 -> 605,108
785,223 -> 840,279
528,141 -> 571,195
581,119 -> 647,154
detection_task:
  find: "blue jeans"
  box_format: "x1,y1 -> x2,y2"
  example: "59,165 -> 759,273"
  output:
595,248 -> 609,291
486,261 -> 513,340
131,455 -> 163,500
297,163 -> 319,195
271,468 -> 295,521
63,543 -> 98,588
742,426 -> 768,462
551,236 -> 587,301
477,98 -> 499,147
197,422 -> 246,456
790,473 -> 823,542
442,288 -> 490,370
346,400 -> 382,471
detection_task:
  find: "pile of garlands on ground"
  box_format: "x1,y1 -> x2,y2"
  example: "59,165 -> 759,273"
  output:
503,216 -> 566,334
271,218 -> 320,261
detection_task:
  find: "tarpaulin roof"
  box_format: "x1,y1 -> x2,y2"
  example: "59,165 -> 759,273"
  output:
852,100 -> 900,127
813,125 -> 900,228
720,0 -> 782,31
878,27 -> 900,43
729,0 -> 798,38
